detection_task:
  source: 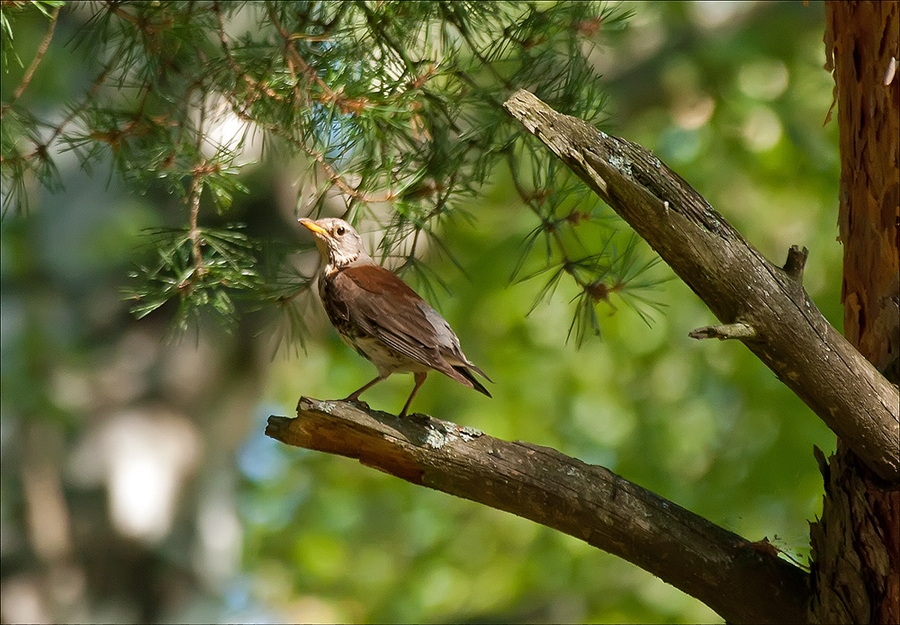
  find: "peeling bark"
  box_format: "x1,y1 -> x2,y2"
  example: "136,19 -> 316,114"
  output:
809,3 -> 900,624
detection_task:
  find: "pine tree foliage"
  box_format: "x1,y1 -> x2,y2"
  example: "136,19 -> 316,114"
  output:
1,0 -> 666,344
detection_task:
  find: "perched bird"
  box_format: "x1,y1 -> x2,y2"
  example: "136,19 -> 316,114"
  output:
299,217 -> 491,417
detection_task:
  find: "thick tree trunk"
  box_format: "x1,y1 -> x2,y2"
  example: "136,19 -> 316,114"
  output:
808,2 -> 900,624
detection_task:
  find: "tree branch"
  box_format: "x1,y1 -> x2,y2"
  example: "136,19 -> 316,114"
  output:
503,89 -> 900,483
782,244 -> 809,284
689,322 -> 757,341
267,398 -> 810,625
0,5 -> 61,119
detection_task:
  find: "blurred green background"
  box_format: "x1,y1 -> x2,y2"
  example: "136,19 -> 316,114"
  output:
2,1 -> 838,623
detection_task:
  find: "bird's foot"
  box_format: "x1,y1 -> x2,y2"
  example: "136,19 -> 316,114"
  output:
342,396 -> 370,411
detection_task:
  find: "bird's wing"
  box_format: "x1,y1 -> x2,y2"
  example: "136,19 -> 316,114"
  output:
327,264 -> 480,387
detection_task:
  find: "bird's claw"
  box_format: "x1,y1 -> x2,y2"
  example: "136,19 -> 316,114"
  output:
344,397 -> 370,411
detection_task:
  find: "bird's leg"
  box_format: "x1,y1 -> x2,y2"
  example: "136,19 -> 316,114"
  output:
344,375 -> 384,409
399,372 -> 428,418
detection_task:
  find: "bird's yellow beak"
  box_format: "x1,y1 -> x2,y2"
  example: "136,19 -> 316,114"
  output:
298,218 -> 328,237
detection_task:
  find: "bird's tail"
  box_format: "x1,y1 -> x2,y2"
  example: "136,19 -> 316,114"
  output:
453,365 -> 492,398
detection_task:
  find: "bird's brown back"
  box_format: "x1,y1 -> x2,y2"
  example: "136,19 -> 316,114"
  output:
320,263 -> 483,390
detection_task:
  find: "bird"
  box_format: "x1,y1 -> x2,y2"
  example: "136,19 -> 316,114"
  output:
298,217 -> 491,417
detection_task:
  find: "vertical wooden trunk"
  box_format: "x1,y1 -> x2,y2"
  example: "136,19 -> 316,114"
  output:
810,2 -> 900,623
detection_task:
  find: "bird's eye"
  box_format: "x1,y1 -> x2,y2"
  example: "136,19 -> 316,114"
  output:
336,226 -> 346,236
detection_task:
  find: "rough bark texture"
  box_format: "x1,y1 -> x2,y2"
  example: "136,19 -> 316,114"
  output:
502,90 -> 899,483
833,2 -> 900,371
809,3 -> 900,624
267,399 -> 810,625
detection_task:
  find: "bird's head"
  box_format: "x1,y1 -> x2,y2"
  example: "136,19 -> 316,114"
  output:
299,217 -> 371,269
